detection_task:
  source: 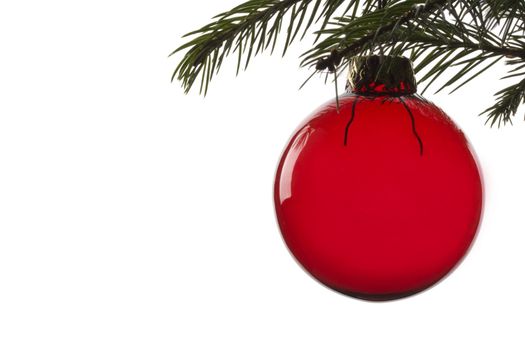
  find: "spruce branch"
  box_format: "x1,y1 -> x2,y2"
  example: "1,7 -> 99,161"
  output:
172,0 -> 525,125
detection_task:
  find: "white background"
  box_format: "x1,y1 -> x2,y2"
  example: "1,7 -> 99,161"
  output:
1,1 -> 524,349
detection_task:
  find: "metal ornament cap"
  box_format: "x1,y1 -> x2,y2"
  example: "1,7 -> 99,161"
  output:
348,55 -> 417,95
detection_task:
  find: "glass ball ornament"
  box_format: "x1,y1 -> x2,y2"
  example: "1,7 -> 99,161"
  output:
274,55 -> 483,301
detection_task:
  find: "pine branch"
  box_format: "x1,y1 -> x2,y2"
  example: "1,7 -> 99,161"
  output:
171,0 -> 305,94
301,0 -> 525,125
482,75 -> 525,126
303,0 -> 525,68
171,0 -> 357,95
172,0 -> 525,126
311,0 -> 448,70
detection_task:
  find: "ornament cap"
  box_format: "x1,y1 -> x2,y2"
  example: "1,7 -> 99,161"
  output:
347,55 -> 417,95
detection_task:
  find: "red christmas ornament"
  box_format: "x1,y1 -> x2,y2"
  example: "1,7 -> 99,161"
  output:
274,56 -> 483,301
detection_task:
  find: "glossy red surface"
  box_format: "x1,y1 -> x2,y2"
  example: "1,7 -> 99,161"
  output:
274,93 -> 483,300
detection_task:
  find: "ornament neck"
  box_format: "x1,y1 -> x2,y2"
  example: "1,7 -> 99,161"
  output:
347,55 -> 417,96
